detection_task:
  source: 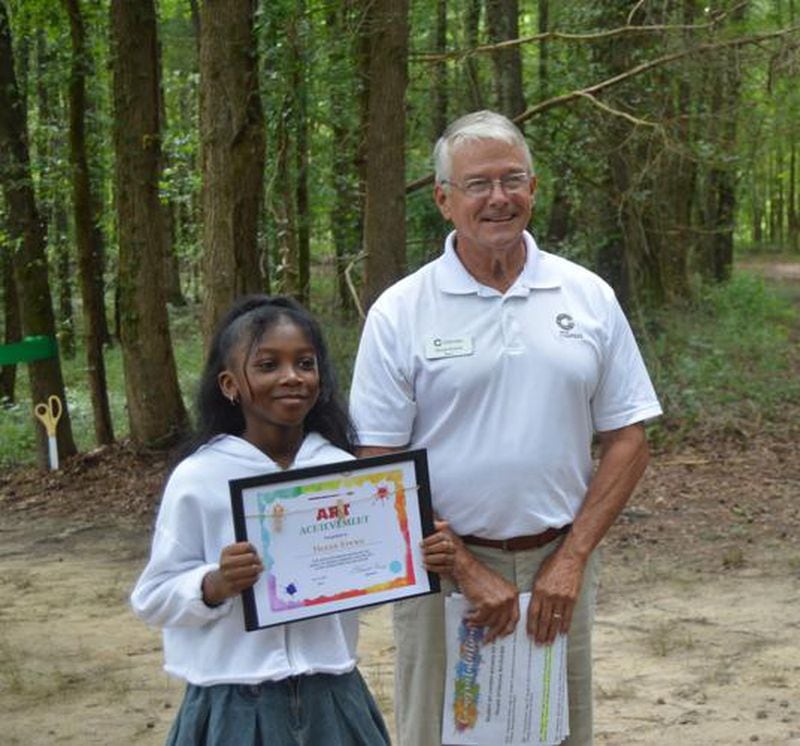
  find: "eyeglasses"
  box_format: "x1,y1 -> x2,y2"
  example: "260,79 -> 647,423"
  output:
441,172 -> 531,199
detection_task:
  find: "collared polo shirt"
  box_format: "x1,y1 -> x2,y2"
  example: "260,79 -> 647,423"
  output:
349,231 -> 662,538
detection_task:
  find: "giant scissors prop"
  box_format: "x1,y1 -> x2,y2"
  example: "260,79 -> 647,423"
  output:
34,395 -> 62,470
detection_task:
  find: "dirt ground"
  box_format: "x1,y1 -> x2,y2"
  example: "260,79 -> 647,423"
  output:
1,265 -> 799,746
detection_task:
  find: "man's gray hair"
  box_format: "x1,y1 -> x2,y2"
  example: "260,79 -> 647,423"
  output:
433,110 -> 534,184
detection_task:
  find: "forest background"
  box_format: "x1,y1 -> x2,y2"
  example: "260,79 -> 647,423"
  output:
1,0 -> 799,468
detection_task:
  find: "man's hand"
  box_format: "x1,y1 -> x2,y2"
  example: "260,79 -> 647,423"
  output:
452,540 -> 520,644
526,547 -> 585,645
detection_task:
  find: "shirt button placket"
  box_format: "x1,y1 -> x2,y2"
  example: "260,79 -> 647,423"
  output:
501,300 -> 524,353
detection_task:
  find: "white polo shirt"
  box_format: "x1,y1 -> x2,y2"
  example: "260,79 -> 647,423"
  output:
349,231 -> 662,539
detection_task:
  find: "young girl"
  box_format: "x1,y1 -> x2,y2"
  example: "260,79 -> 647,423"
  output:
131,295 -> 392,746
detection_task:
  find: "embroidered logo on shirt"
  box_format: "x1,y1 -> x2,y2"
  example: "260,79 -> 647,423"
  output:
555,313 -> 583,339
555,313 -> 574,330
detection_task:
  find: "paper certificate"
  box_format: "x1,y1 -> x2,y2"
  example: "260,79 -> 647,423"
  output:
442,593 -> 569,746
229,449 -> 439,630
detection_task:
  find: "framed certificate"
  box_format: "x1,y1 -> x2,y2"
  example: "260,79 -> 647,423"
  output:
229,448 -> 439,630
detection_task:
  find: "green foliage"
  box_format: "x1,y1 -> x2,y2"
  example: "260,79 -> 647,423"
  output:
644,271 -> 800,449
4,269 -> 797,466
0,305 -> 204,468
3,0 -> 800,465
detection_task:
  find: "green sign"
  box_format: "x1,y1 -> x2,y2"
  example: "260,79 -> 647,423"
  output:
0,336 -> 58,366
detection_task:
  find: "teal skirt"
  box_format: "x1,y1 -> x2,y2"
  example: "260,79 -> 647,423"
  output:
165,668 -> 390,746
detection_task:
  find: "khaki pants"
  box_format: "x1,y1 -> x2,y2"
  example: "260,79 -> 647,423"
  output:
393,540 -> 599,746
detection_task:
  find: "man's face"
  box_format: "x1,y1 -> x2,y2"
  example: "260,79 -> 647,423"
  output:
434,138 -> 536,258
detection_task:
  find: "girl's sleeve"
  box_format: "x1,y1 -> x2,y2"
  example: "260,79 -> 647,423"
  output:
130,470 -> 234,627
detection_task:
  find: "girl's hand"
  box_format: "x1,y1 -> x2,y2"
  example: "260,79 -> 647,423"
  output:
421,519 -> 458,577
202,542 -> 263,606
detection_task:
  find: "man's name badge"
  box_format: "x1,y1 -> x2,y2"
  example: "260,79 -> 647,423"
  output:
424,336 -> 474,359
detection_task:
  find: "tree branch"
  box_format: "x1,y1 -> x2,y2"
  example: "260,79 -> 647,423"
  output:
344,251 -> 367,320
575,91 -> 658,128
406,24 -> 800,195
412,3 -> 748,63
626,0 -> 648,27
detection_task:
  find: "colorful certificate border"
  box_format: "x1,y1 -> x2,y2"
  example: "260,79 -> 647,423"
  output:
229,449 -> 439,630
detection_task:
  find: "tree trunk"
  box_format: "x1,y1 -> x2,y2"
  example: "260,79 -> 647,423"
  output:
163,200 -> 185,305
35,31 -> 75,359
539,0 -> 572,248
110,0 -> 187,447
709,40 -> 743,281
54,206 -> 75,359
292,1 -> 310,305
462,0 -> 484,111
64,0 -> 114,445
324,4 -> 359,315
432,0 -> 448,140
272,102 -> 299,297
1,243 -> 21,402
156,29 -> 186,308
361,0 -> 409,309
486,0 -> 526,120
789,1 -> 799,251
189,0 -> 201,54
591,1 -> 697,307
198,0 -> 265,342
538,0 -> 548,89
789,132 -> 799,252
0,2 -> 77,466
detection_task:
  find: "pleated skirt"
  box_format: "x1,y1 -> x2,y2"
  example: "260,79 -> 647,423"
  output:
165,668 -> 391,746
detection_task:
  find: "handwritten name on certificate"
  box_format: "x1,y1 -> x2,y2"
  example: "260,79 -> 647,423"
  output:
443,593 -> 569,746
230,450 -> 437,629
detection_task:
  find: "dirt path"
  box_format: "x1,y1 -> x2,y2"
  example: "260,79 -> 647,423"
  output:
1,471 -> 798,746
1,262 -> 799,746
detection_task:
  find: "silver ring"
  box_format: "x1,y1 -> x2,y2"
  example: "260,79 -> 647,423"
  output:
553,613 -> 562,619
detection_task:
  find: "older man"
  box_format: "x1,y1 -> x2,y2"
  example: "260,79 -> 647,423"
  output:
350,110 -> 662,746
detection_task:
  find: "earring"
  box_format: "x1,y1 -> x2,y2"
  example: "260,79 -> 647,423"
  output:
228,395 -> 238,406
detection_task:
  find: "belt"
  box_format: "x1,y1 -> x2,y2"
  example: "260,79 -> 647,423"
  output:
460,524 -> 571,552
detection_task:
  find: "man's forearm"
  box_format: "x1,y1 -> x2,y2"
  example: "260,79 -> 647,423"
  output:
559,422 -> 650,563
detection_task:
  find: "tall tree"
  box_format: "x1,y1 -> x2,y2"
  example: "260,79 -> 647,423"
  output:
271,92 -> 299,297
264,1 -> 310,303
198,0 -> 265,341
538,0 -> 571,248
34,30 -> 75,359
485,0 -> 525,119
0,0 -> 77,466
1,238 -> 21,402
291,0 -> 310,305
110,0 -> 187,446
590,1 -> 695,306
324,2 -> 361,315
63,0 -> 114,445
462,0 -> 484,111
702,40 -> 742,282
361,0 -> 409,309
432,0 -> 448,139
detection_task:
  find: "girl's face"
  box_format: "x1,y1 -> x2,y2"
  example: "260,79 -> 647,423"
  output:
218,319 -> 320,446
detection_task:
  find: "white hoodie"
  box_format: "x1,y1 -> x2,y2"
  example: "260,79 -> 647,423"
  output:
131,433 -> 360,686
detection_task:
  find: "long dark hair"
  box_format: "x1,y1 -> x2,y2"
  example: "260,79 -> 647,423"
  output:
184,295 -> 355,457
